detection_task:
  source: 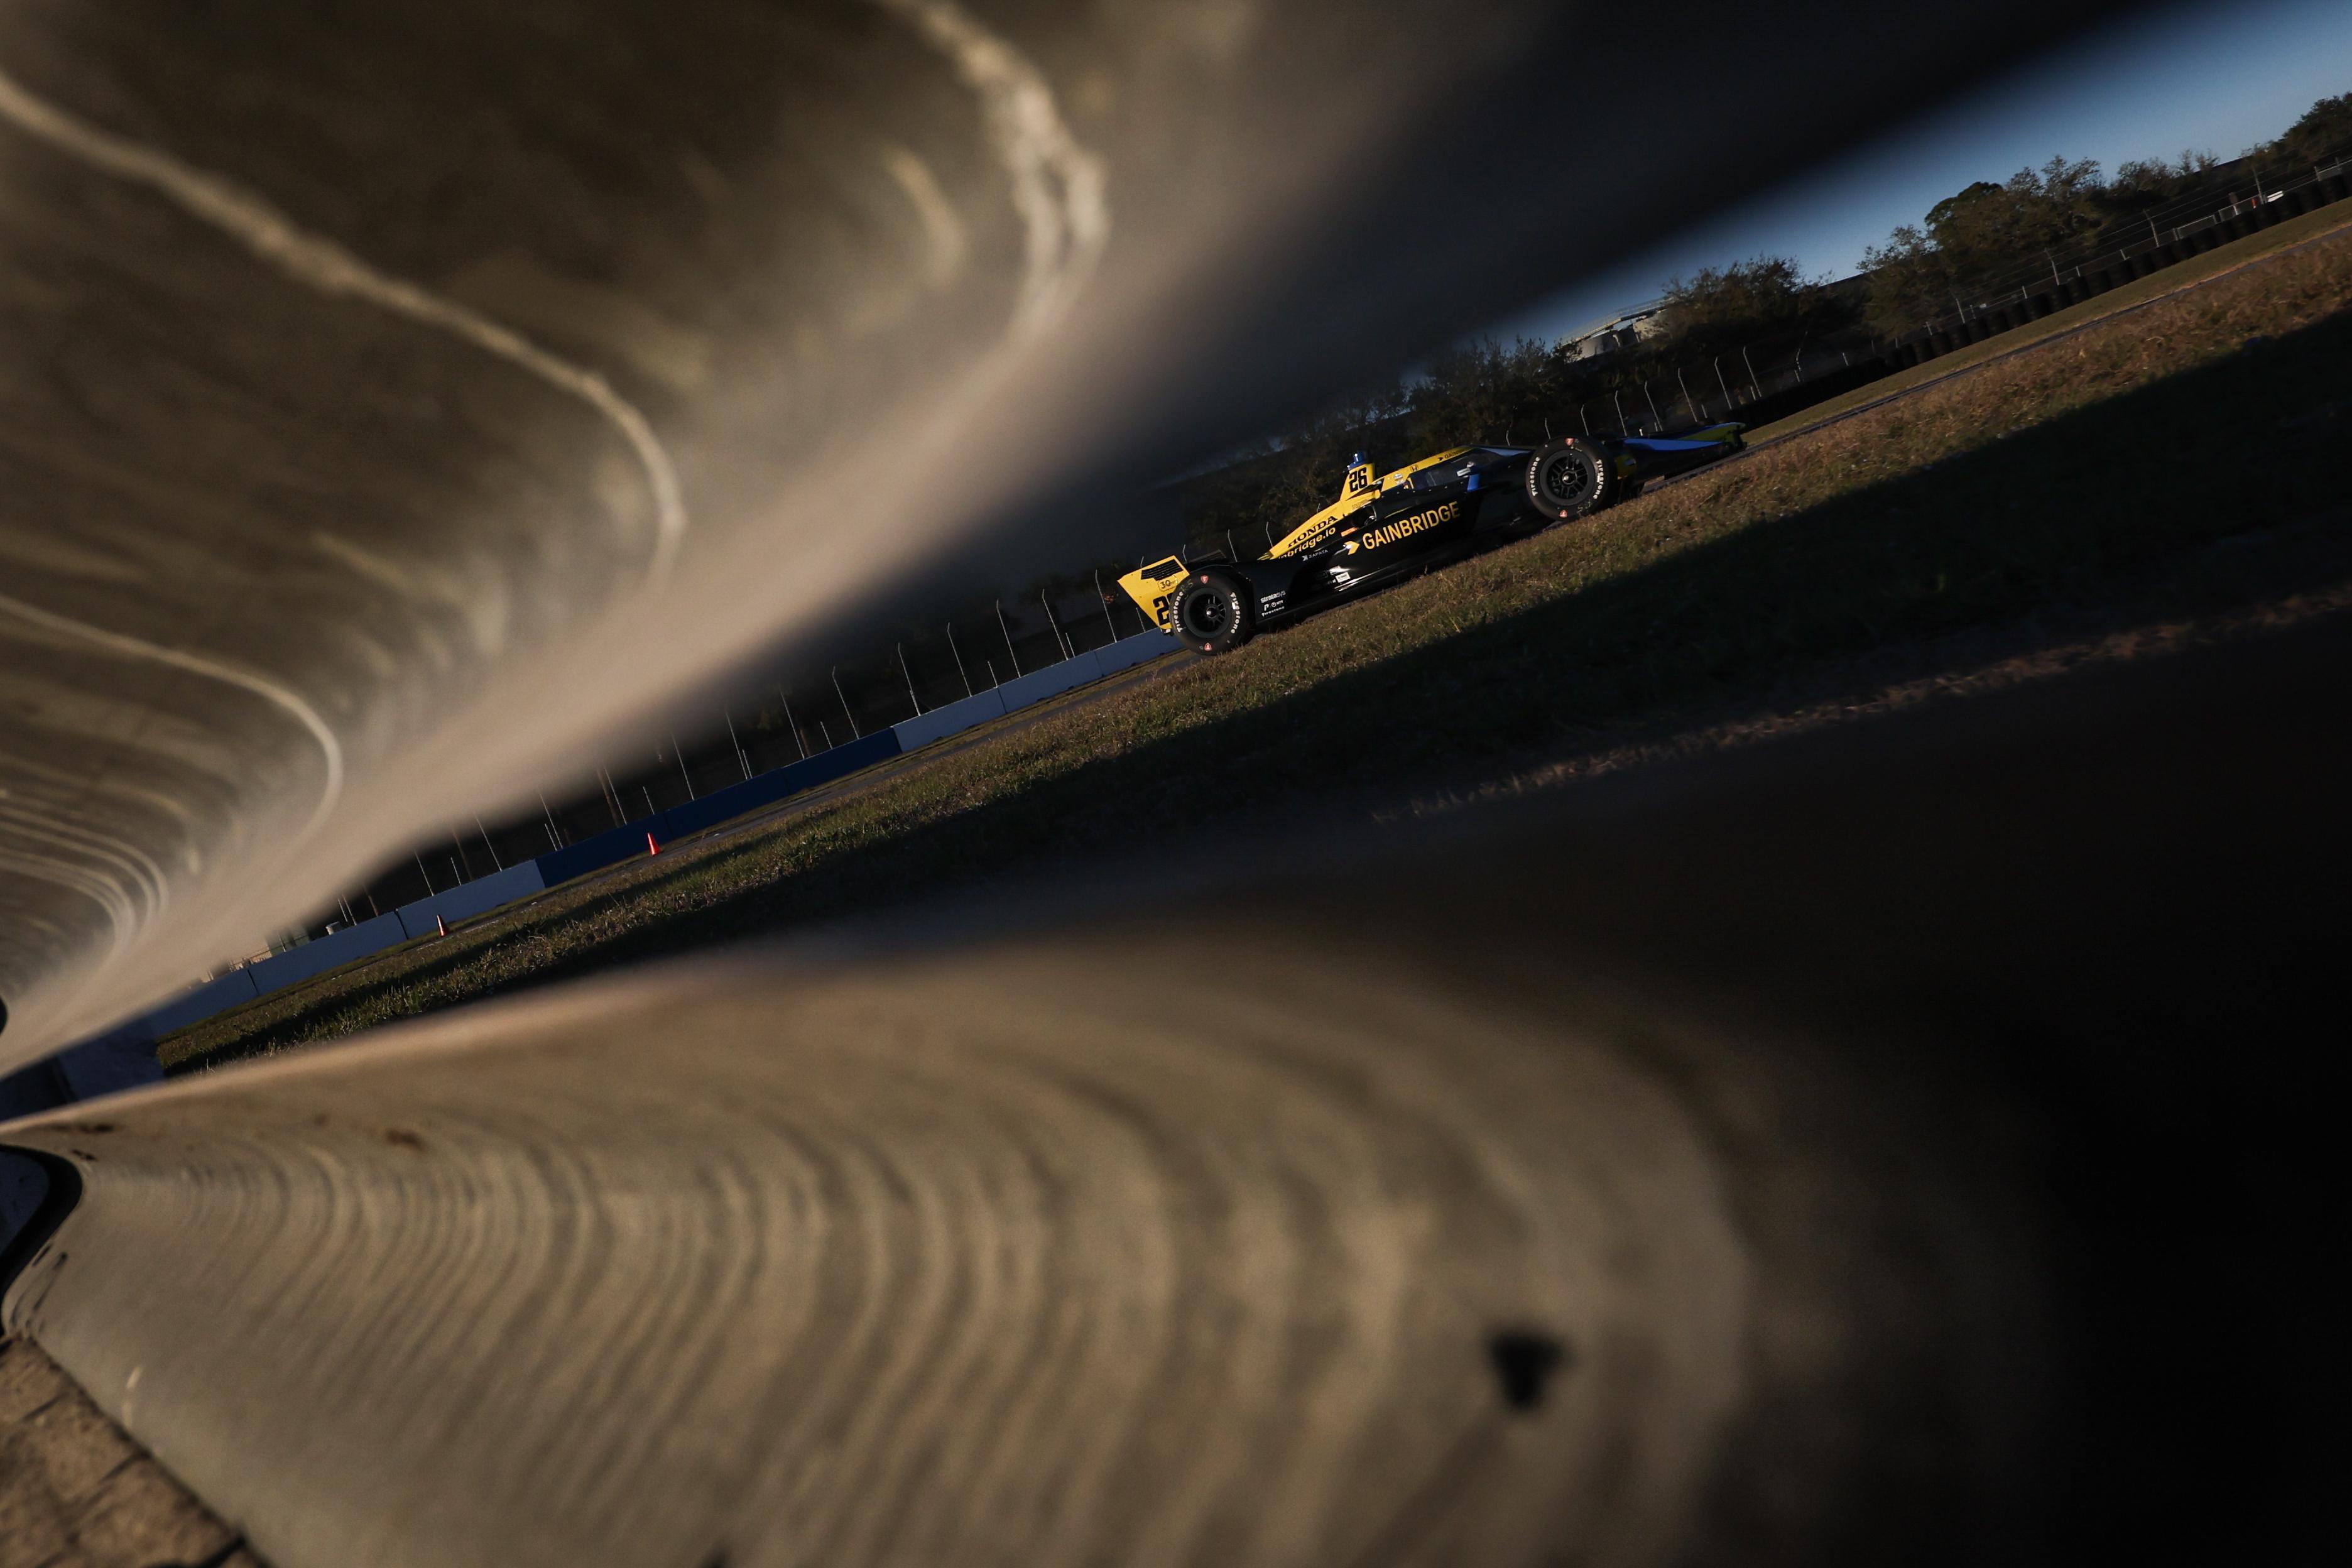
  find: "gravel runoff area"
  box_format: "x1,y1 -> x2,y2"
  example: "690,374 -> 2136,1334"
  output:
1,1336 -> 258,1568
160,216 -> 2352,1075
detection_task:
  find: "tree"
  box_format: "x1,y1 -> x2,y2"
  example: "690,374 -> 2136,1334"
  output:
1862,156 -> 2108,334
2267,93 -> 2352,168
2108,150 -> 2219,207
1656,255 -> 1849,361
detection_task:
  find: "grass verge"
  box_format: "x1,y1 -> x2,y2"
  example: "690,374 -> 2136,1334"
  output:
161,226 -> 2352,1074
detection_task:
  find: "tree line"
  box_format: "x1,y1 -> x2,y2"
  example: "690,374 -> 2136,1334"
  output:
1172,91 -> 2349,550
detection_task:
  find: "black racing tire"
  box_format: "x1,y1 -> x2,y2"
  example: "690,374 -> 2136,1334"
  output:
1169,568 -> 1256,655
1525,438 -> 1620,521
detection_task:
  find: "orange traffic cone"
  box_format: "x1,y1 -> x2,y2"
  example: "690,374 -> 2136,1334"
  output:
646,830 -> 660,856
434,915 -> 447,938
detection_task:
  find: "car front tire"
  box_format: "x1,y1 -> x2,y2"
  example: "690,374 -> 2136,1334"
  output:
1169,569 -> 1256,654
1525,438 -> 1621,521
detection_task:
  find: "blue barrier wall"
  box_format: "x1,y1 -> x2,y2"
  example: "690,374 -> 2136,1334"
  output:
535,819 -> 660,889
144,968 -> 261,1037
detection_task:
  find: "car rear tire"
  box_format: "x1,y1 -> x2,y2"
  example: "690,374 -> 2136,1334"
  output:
1170,569 -> 1256,655
1525,438 -> 1620,521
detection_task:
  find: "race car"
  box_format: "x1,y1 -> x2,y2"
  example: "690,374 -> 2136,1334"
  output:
1119,424 -> 1745,653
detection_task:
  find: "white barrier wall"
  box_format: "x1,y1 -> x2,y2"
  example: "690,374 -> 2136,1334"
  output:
893,630 -> 1178,754
893,688 -> 1008,751
1094,628 -> 1177,675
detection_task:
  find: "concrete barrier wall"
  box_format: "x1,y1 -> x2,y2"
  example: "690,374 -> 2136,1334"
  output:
50,1023 -> 165,1101
994,651 -> 1100,710
1093,628 -> 1179,676
395,862 -> 548,939
892,688 -> 1008,751
142,970 -> 261,1038
891,633 -> 1175,752
242,913 -> 410,997
535,820 -> 655,888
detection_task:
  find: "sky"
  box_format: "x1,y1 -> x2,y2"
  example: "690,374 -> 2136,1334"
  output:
1505,0 -> 2352,344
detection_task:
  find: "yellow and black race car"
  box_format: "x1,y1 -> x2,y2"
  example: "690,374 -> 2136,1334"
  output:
1119,425 -> 1745,653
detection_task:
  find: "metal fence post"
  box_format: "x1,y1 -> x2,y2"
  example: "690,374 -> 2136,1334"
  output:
1094,572 -> 1120,642
946,623 -> 974,698
1642,380 -> 1663,431
778,690 -> 808,760
897,643 -> 923,717
1675,368 -> 1698,423
723,707 -> 751,779
1611,388 -> 1627,434
1040,589 -> 1073,661
538,790 -> 565,850
414,852 -> 436,897
1715,356 -> 1734,407
830,667 -> 861,739
668,732 -> 697,798
996,599 -> 1023,677
1741,346 -> 1762,400
474,814 -> 504,872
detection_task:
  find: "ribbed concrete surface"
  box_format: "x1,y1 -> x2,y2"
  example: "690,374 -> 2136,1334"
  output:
0,920 -> 2040,1568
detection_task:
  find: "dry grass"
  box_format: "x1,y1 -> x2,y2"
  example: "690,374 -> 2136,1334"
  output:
163,227 -> 2352,1074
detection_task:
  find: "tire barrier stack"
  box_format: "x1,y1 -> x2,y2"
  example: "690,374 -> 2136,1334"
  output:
2,629 -> 1179,1116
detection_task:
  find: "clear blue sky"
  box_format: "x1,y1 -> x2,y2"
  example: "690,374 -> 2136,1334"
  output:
1505,0 -> 2352,344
